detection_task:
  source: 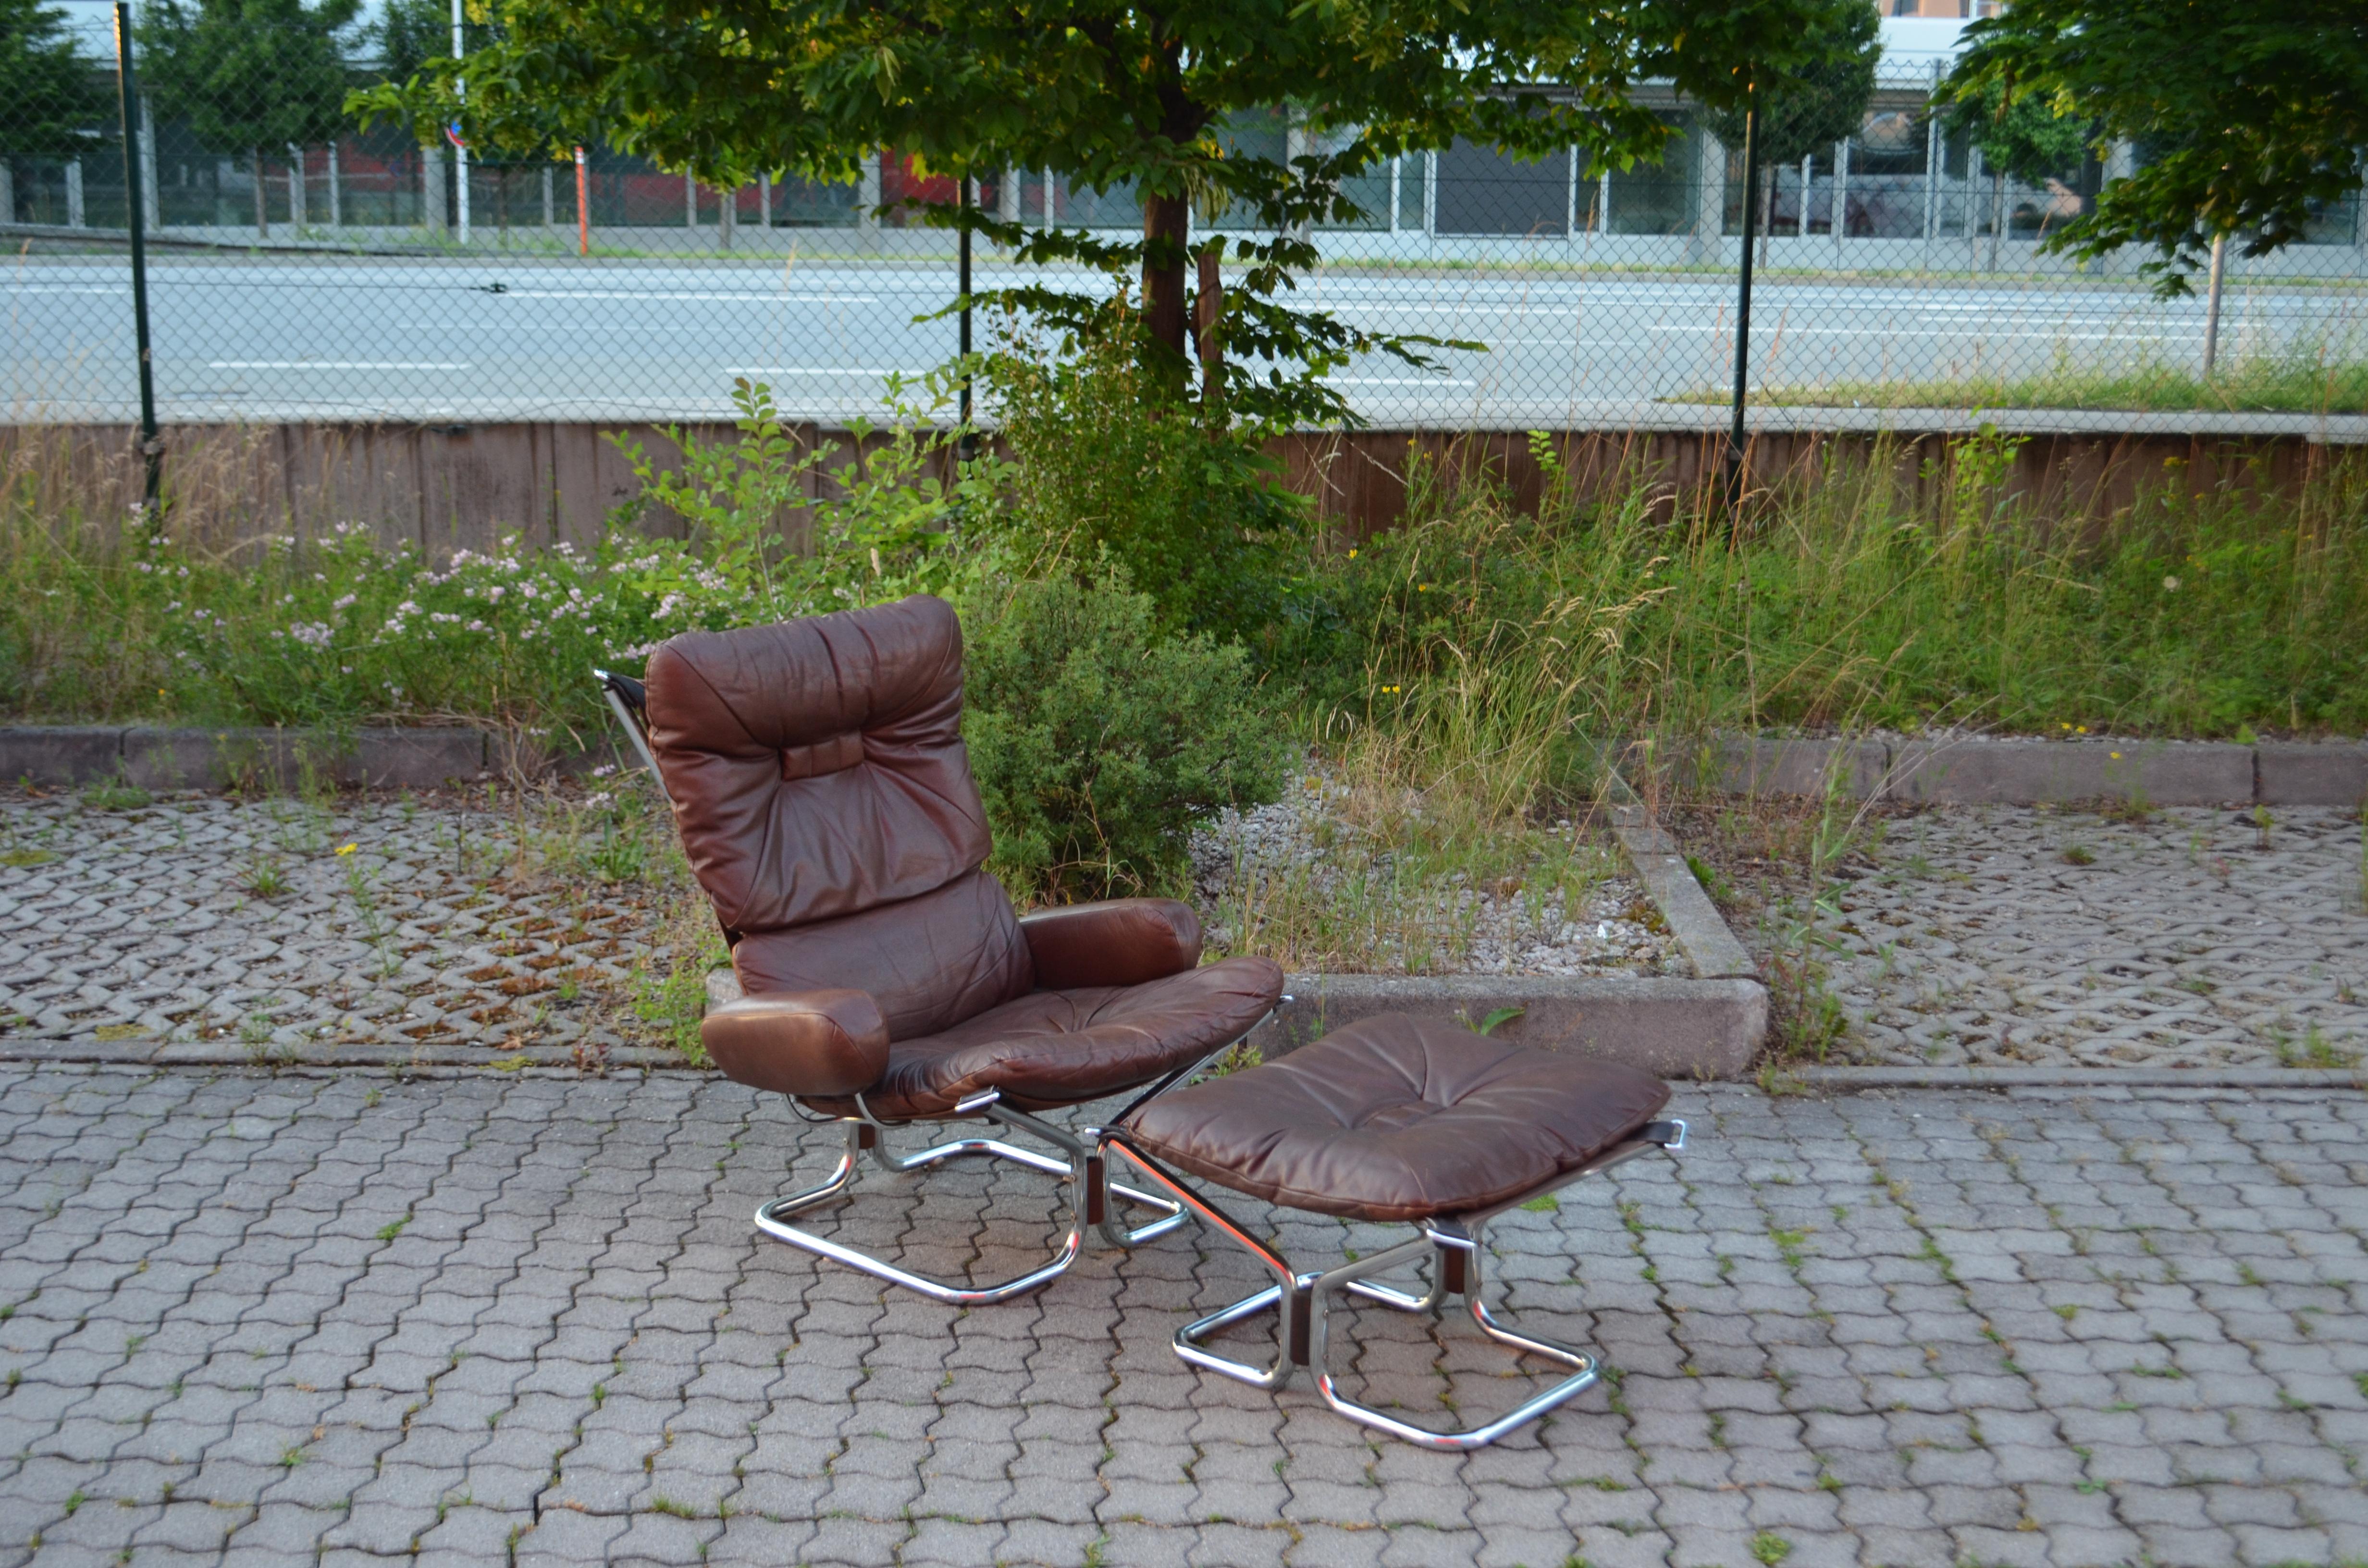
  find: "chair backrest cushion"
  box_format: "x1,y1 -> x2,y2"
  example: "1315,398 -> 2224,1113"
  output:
645,595 -> 1033,1036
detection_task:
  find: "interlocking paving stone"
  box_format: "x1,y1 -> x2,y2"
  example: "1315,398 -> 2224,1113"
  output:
0,790 -> 674,1069
0,1068 -> 2361,1565
1822,804 -> 2368,1068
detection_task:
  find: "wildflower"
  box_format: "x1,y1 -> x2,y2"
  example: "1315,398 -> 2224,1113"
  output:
2075,725 -> 2088,734
2162,576 -> 2181,592
335,843 -> 358,856
2109,751 -> 2122,760
584,792 -> 613,808
591,764 -> 618,778
1346,548 -> 1357,559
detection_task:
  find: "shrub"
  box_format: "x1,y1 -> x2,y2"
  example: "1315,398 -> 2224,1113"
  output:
987,319 -> 1307,648
961,575 -> 1289,903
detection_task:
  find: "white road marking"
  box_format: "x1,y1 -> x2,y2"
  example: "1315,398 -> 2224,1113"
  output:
505,290 -> 878,303
208,361 -> 472,369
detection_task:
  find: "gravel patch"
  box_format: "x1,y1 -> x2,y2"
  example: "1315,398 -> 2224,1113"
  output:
1189,772 -> 1683,976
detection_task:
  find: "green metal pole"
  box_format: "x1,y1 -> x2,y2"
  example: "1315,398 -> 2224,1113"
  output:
1725,89 -> 1760,514
113,0 -> 160,508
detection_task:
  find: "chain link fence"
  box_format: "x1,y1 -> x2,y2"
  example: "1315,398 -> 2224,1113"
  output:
6,16 -> 2367,431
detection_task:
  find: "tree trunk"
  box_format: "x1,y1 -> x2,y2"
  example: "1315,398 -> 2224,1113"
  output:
253,148 -> 267,237
1196,245 -> 1223,401
1142,187 -> 1191,380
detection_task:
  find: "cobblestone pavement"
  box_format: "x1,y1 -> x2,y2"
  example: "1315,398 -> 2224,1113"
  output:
0,791 -> 670,1068
3,1066 -> 2364,1568
1821,805 -> 2367,1070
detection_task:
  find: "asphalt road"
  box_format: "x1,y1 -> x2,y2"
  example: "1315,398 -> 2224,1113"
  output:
6,257 -> 2364,424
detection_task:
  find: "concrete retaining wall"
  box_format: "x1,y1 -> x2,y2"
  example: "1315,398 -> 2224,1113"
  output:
9,417 -> 2360,551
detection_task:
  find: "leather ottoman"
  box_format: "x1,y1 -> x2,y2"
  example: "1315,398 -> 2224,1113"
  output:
1097,1012 -> 1688,1450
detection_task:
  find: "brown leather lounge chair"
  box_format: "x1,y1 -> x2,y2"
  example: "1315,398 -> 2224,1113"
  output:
601,595 -> 1284,1304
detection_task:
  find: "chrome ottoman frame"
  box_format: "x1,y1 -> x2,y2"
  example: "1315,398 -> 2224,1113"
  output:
1099,1116 -> 1688,1451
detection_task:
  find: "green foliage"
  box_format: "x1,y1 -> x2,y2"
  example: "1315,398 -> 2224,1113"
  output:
1944,0 -> 2368,293
1725,341 -> 2368,416
0,0 -> 110,160
141,0 -> 362,154
0,376 -> 1001,744
1940,78 -> 2090,189
372,0 -> 1862,425
1702,2 -> 1881,170
612,374 -> 1011,624
988,317 -> 1306,644
1289,433 -> 2368,766
366,0 -> 451,87
961,574 -> 1288,903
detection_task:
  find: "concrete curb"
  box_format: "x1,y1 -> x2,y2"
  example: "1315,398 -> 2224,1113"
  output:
1786,1066 -> 2368,1091
1699,732 -> 2368,807
0,724 -> 493,792
0,1036 -> 681,1070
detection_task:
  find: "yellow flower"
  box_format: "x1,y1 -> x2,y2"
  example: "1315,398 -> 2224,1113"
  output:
2109,751 -> 2122,760
335,843 -> 358,856
1346,548 -> 1357,559
2075,725 -> 2088,734
2059,723 -> 2072,731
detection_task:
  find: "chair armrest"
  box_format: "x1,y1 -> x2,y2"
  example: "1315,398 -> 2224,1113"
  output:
701,989 -> 889,1098
1020,898 -> 1204,991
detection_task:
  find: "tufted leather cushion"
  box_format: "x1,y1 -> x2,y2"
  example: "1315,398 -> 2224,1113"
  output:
803,956 -> 1285,1120
1118,1013 -> 1671,1223
731,869 -> 1034,1041
647,595 -> 999,937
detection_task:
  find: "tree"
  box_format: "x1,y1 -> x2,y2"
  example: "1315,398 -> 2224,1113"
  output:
140,0 -> 361,236
1944,0 -> 2368,294
1701,3 -> 1880,263
1,0 -> 110,172
361,0 -> 1856,425
366,0 -> 448,86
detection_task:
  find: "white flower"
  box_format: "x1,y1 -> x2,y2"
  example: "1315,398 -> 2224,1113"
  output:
584,792 -> 613,808
591,764 -> 617,778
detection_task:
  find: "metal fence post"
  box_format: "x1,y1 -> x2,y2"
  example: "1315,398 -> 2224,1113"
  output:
1725,91 -> 1761,510
112,0 -> 160,508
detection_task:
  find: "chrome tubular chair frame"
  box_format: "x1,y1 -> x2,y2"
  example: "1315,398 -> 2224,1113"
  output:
1099,1118 -> 1689,1450
753,1026 -> 1270,1305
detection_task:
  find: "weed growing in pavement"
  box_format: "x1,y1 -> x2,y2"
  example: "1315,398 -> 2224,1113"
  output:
244,854 -> 289,898
80,778 -> 151,811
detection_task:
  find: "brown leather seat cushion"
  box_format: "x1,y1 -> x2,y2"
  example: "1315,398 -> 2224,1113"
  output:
1119,1013 -> 1672,1223
806,956 -> 1285,1121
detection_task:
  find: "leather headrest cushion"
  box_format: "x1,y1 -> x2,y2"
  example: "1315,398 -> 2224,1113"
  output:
643,595 -> 996,934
